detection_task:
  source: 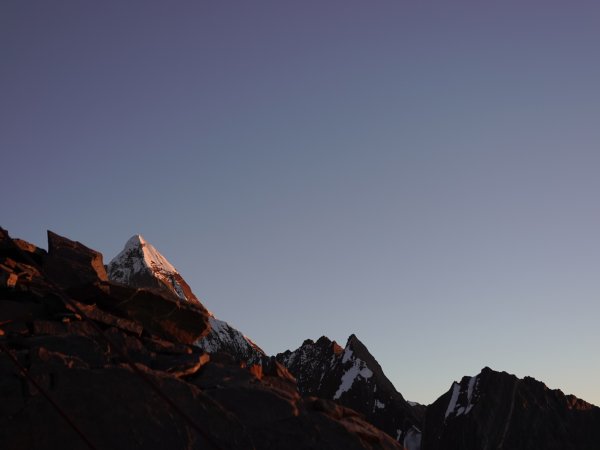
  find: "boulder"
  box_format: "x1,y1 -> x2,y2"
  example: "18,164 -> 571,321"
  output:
106,283 -> 210,345
44,231 -> 108,288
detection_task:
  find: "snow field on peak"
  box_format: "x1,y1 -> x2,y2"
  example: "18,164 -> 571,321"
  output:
140,242 -> 178,275
109,234 -> 179,281
108,234 -> 194,302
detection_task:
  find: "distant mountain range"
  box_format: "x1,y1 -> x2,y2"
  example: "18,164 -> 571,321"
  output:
276,335 -> 422,449
2,227 -> 598,450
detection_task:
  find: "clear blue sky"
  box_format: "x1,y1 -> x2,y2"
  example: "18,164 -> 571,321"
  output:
2,1 -> 599,405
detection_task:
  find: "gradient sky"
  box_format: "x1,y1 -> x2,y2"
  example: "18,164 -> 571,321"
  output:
2,1 -> 600,405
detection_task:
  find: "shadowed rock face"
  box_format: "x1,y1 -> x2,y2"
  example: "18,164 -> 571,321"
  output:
277,335 -> 422,449
45,231 -> 108,287
0,227 -> 405,450
421,367 -> 600,450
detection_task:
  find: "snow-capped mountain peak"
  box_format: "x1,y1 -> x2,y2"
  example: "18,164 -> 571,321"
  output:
107,234 -> 197,303
124,234 -> 177,274
107,234 -> 265,366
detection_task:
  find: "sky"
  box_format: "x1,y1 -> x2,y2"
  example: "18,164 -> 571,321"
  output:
2,1 -> 599,406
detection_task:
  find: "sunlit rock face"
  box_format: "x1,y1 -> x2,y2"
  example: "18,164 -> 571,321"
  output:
278,334 -> 423,449
421,367 -> 600,450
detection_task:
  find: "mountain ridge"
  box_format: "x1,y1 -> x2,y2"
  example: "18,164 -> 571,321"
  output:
3,226 -> 600,450
277,334 -> 423,449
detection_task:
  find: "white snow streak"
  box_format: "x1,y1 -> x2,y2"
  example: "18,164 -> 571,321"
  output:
465,375 -> 478,414
108,234 -> 189,300
333,352 -> 373,400
444,382 -> 461,419
341,347 -> 353,363
445,375 -> 479,419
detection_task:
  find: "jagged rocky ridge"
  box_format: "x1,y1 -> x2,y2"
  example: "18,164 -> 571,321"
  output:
0,228 -> 403,450
277,335 -> 423,449
3,227 -> 600,450
101,233 -> 600,450
107,235 -> 266,366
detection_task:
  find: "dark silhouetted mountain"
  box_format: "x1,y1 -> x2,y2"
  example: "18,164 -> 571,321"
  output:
421,366 -> 600,450
277,334 -> 422,450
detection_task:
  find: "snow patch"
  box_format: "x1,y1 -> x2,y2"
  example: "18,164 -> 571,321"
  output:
374,399 -> 386,410
403,427 -> 422,450
465,375 -> 478,414
445,375 -> 479,419
333,353 -> 373,400
341,347 -> 353,363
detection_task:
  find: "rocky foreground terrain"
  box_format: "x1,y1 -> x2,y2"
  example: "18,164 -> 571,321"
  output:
1,227 -> 599,450
0,228 -> 401,450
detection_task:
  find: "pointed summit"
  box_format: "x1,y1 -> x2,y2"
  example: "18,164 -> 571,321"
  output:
107,234 -> 198,303
108,234 -> 265,366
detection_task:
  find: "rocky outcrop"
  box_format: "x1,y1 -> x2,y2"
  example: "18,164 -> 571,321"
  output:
191,355 -> 403,450
421,367 -> 600,450
0,227 -> 405,450
45,231 -> 108,287
278,335 -> 422,449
